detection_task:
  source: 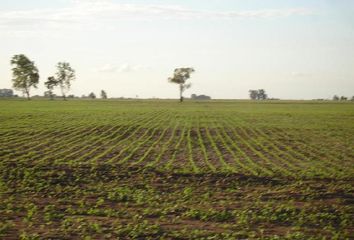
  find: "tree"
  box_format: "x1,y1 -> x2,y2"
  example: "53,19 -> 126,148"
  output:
249,90 -> 258,100
340,96 -> 348,101
257,89 -> 268,100
100,90 -> 107,99
56,62 -> 75,100
168,68 -> 195,102
44,76 -> 58,100
88,92 -> 96,99
249,89 -> 268,100
333,95 -> 339,101
10,54 -> 39,100
351,96 -> 354,101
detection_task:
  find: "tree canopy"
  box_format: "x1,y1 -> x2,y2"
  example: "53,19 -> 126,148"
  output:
56,62 -> 75,100
11,54 -> 39,100
44,76 -> 58,100
168,68 -> 195,102
249,89 -> 268,100
100,90 -> 108,99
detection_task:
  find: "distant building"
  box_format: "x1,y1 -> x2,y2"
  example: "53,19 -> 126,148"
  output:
191,94 -> 211,100
0,89 -> 14,97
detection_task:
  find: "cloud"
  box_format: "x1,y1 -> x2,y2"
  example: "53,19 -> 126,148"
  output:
95,63 -> 150,73
0,1 -> 315,30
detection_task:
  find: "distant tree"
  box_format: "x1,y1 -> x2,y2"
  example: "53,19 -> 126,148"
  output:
44,76 -> 58,100
249,90 -> 258,100
88,92 -> 96,99
351,96 -> 354,101
168,68 -> 195,102
10,54 -> 39,100
0,89 -> 14,97
56,62 -> 75,100
257,89 -> 268,100
249,89 -> 268,100
100,90 -> 107,99
191,94 -> 211,100
332,95 -> 339,101
340,96 -> 348,101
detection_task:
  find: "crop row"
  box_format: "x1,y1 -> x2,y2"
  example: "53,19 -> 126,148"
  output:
1,111 -> 353,179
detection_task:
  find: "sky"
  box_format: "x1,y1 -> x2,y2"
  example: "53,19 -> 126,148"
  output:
0,0 -> 353,99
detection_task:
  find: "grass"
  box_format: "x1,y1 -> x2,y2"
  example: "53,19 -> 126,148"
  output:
0,99 -> 353,239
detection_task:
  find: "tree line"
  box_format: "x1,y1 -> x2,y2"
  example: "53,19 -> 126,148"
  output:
7,54 -> 353,102
332,95 -> 354,101
10,54 -> 110,100
11,54 -> 75,100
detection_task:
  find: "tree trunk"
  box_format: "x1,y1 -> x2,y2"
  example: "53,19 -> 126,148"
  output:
25,89 -> 30,100
179,84 -> 183,103
61,86 -> 67,101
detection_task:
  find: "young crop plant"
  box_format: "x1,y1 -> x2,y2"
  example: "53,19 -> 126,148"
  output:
165,126 -> 187,170
132,122 -> 177,166
196,123 -> 216,172
204,123 -> 235,172
0,99 -> 353,239
146,122 -> 179,168
119,114 -> 173,165
222,118 -> 294,177
266,128 -> 347,178
236,125 -> 301,177
29,124 -> 106,164
186,126 -> 200,173
89,110 -> 166,164
251,127 -> 339,177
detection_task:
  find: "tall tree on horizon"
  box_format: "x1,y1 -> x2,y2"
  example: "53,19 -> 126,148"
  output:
168,67 -> 195,102
56,62 -> 75,101
10,54 -> 39,100
100,90 -> 108,99
44,76 -> 58,100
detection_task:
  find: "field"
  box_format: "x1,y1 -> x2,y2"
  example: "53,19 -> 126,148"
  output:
0,99 -> 353,239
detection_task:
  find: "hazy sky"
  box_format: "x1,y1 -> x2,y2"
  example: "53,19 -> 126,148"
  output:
0,0 -> 353,99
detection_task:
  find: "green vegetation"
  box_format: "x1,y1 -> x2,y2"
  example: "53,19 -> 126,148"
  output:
0,100 -> 353,239
10,54 -> 39,100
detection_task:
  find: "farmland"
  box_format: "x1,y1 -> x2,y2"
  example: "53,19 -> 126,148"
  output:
0,99 -> 353,239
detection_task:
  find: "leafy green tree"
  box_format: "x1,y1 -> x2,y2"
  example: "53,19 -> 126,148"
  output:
88,92 -> 96,99
249,89 -> 268,100
168,68 -> 195,102
44,76 -> 58,100
100,90 -> 108,99
10,54 -> 39,100
340,96 -> 348,101
249,90 -> 258,100
257,89 -> 268,100
56,62 -> 75,100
